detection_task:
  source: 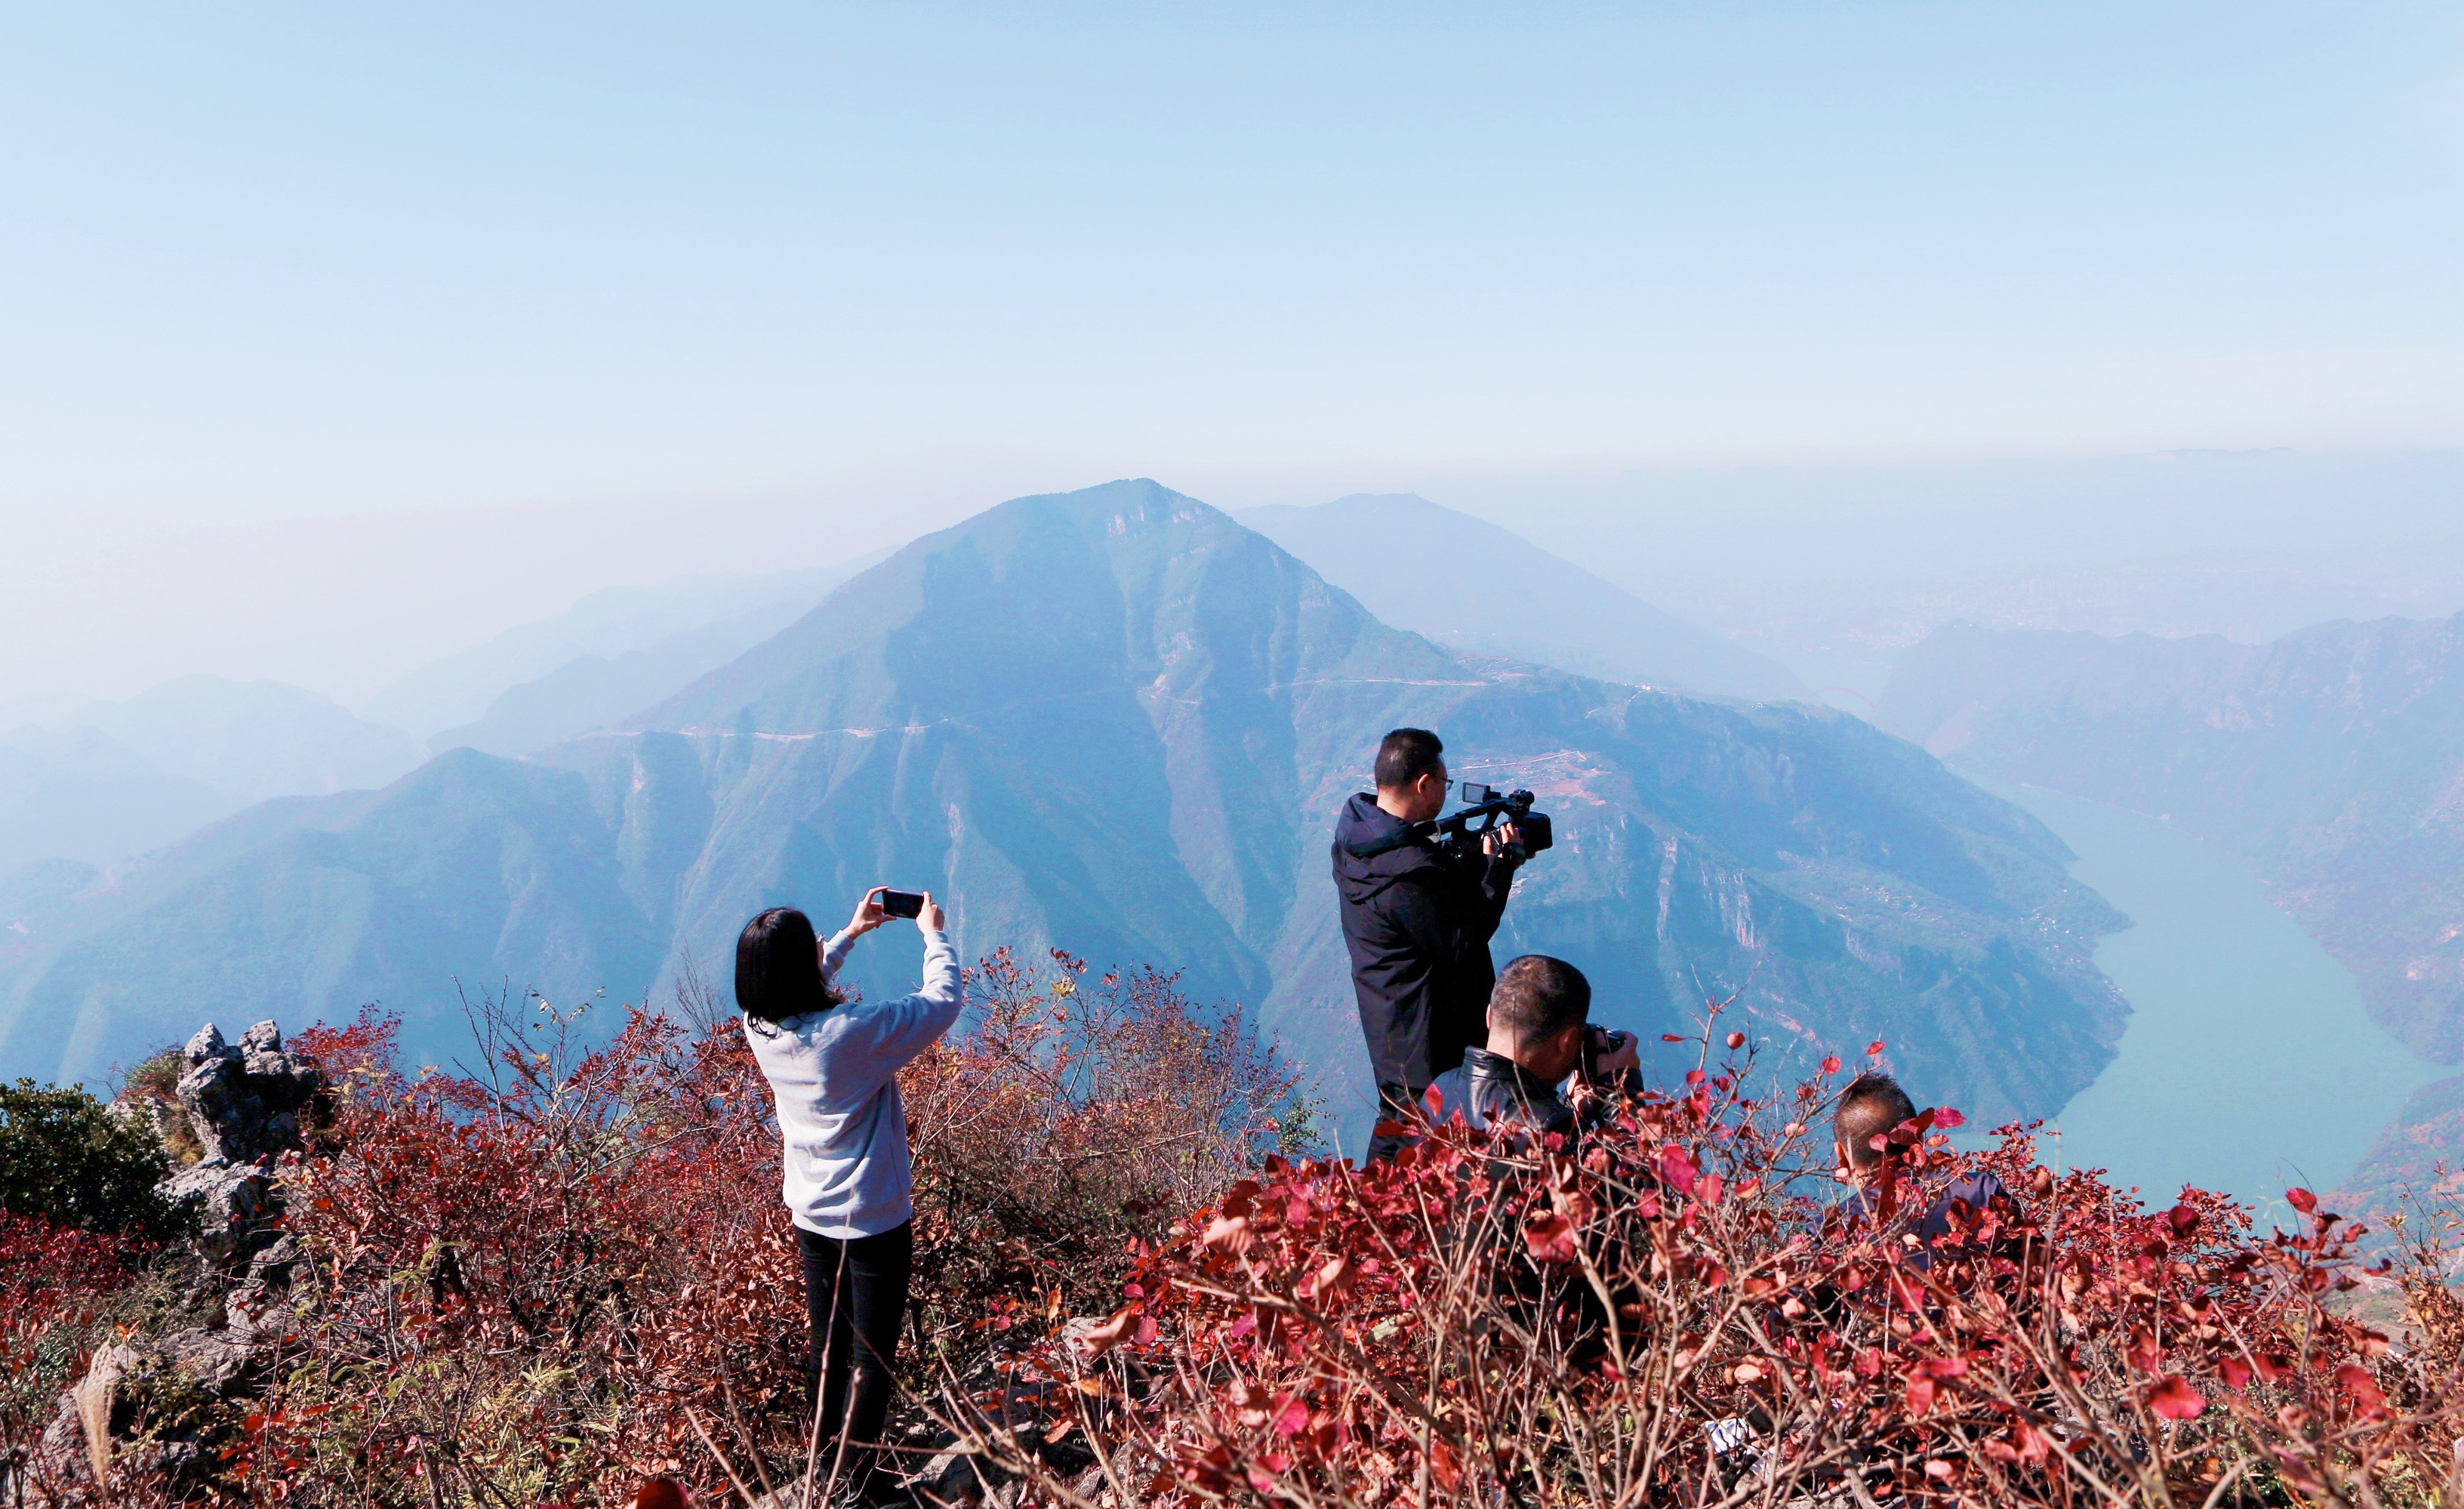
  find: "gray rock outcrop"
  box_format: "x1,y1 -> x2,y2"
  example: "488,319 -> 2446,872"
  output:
163,1019 -> 322,1264
178,1019 -> 321,1164
31,1021 -> 327,1500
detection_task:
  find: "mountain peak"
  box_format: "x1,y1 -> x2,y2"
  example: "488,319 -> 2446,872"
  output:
962,477 -> 1220,538
626,479 -> 1450,739
5,479 -> 2130,1150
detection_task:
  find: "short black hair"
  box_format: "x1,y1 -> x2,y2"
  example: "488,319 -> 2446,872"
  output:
1489,955 -> 1591,1039
1375,728 -> 1445,790
735,907 -> 842,1025
1835,1072 -> 1918,1168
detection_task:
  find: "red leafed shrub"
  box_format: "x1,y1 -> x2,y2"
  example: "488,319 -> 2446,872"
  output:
29,962 -> 2464,1507
1,1210 -> 137,1461
240,993 -> 806,1505
222,953 -> 1308,1507
899,949 -> 1316,1361
941,1027 -> 2464,1507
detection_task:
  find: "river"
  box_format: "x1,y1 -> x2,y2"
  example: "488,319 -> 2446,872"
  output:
1983,781 -> 2443,1219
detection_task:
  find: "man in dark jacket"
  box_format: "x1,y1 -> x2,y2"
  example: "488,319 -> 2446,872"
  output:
1334,728 -> 1528,1162
1428,954 -> 1640,1150
1831,1071 -> 2014,1270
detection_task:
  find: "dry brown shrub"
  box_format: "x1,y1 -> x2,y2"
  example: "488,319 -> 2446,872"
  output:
901,948 -> 1319,1378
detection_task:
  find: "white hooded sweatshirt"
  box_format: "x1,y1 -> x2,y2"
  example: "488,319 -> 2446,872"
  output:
744,926 -> 962,1239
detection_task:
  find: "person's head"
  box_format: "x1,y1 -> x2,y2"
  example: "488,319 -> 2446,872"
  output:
1485,954 -> 1593,1080
1375,728 -> 1449,823
735,907 -> 842,1025
1834,1072 -> 1919,1181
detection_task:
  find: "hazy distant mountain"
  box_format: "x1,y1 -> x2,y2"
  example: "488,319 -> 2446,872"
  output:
365,563 -> 870,741
2,483 -> 2124,1145
0,676 -> 420,806
1236,494 -> 1806,704
0,751 -> 667,1079
1461,450 -> 2464,704
93,677 -> 420,805
0,676 -> 420,893
1878,615 -> 2464,1064
430,627 -> 798,760
0,727 -> 229,876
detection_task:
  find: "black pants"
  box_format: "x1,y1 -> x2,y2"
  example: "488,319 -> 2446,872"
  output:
796,1221 -> 913,1478
1365,1081 -> 1424,1163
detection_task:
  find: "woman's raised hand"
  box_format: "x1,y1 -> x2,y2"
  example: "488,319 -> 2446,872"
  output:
916,893 -> 945,933
848,885 -> 892,938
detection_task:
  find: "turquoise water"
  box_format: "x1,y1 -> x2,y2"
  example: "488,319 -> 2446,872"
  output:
1983,781 -> 2444,1221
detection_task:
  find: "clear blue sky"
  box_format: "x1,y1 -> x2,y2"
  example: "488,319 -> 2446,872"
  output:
0,5 -> 2458,703
2,2 -> 2456,525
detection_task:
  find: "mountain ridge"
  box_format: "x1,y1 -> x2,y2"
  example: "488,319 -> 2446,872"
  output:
4,482 -> 2128,1147
1877,613 -> 2464,1063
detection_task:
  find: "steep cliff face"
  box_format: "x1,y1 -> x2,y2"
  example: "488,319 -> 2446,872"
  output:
2,482 -> 2130,1143
1880,615 -> 2464,1063
2327,1072 -> 2464,1239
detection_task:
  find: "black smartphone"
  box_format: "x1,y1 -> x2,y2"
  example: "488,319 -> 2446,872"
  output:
879,888 -> 926,919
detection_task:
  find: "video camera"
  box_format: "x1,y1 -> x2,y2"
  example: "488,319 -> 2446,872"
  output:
1431,781 -> 1554,860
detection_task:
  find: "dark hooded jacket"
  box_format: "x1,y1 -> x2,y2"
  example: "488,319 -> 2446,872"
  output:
1332,793 -> 1519,1092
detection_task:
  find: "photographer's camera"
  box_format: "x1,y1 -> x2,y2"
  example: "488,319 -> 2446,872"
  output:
1582,1026 -> 1632,1086
1433,781 -> 1554,861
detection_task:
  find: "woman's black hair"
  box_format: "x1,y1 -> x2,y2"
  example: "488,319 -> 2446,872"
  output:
736,907 -> 842,1026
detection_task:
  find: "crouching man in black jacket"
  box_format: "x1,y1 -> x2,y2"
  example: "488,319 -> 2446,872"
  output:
1428,955 -> 1640,1147
1334,728 -> 1529,1163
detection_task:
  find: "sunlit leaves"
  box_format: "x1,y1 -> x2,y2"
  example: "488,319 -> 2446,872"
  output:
969,1024 -> 2441,1509
2145,1375 -> 2205,1421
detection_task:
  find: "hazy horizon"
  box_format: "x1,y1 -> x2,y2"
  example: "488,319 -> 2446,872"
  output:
2,4 -> 2458,707
2,446 -> 2456,712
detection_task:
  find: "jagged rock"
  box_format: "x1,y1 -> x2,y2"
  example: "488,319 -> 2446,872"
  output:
109,1091 -> 178,1141
29,1310 -> 283,1495
161,1157 -> 276,1260
176,1019 -> 320,1166
915,1451 -> 1104,1509
154,1020 -> 325,1267
158,1323 -> 264,1395
913,1386 -> 1101,1507
33,1021 -> 334,1498
246,1229 -> 302,1286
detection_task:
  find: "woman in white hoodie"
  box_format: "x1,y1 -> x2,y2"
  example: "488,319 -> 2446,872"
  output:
738,888 -> 960,1495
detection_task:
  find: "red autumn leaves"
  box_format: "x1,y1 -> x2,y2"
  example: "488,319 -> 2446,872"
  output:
974,1019 -> 2429,1509
2144,1375 -> 2206,1421
1523,1209 -> 1578,1264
